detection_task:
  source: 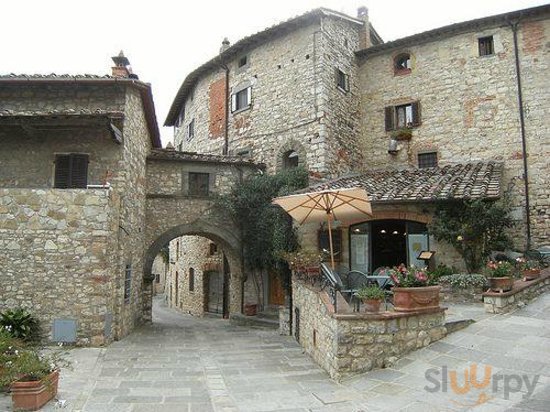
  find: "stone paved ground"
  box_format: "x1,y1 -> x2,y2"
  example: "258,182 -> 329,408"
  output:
1,294 -> 549,412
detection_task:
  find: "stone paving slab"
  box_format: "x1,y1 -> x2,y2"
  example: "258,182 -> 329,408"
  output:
1,293 -> 549,411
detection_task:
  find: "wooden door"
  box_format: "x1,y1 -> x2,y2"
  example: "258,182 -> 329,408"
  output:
269,273 -> 285,306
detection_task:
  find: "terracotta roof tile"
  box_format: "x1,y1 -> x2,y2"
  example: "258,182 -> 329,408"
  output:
307,162 -> 502,203
147,148 -> 265,168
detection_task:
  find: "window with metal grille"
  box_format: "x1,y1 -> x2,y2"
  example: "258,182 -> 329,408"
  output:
54,154 -> 89,188
418,152 -> 438,169
336,69 -> 349,92
188,172 -> 209,196
124,264 -> 132,304
189,268 -> 195,292
478,36 -> 494,56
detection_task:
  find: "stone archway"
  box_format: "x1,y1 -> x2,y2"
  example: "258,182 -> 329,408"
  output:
143,218 -> 243,322
276,140 -> 308,171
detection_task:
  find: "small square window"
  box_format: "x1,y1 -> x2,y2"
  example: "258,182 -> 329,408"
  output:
189,172 -> 209,196
418,152 -> 438,169
336,69 -> 349,92
238,56 -> 248,68
478,36 -> 494,56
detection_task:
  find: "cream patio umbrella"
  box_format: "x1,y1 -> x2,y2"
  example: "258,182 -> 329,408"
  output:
273,187 -> 373,270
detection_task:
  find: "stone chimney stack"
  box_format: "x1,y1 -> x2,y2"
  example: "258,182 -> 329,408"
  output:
111,50 -> 132,78
357,6 -> 372,49
220,38 -> 230,53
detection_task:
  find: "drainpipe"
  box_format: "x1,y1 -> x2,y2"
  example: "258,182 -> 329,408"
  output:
223,64 -> 230,155
509,18 -> 532,250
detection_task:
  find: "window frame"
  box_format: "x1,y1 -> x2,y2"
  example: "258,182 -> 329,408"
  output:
54,153 -> 89,189
394,53 -> 412,75
336,68 -> 350,92
417,152 -> 438,169
478,36 -> 494,57
231,86 -> 252,114
188,172 -> 210,197
385,101 -> 421,131
186,119 -> 195,142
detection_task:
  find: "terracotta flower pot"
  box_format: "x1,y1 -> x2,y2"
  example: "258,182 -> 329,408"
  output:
487,276 -> 514,293
393,286 -> 441,312
11,369 -> 59,411
522,269 -> 541,281
244,304 -> 257,316
363,298 -> 382,313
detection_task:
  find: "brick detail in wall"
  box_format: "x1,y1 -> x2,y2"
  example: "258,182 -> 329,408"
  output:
209,77 -> 226,139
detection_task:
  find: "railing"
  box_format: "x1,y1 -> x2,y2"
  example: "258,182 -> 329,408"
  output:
320,263 -> 341,313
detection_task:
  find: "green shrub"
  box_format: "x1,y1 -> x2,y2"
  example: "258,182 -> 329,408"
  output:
429,264 -> 456,281
439,274 -> 488,290
0,308 -> 42,344
355,285 -> 385,300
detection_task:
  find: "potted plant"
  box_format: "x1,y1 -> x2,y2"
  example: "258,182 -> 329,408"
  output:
279,250 -> 326,281
355,285 -> 385,313
391,128 -> 413,141
484,260 -> 515,292
1,329 -> 67,411
386,265 -> 441,312
515,257 -> 541,281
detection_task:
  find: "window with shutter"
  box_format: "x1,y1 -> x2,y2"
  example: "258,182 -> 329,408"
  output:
54,154 -> 88,188
385,107 -> 395,131
384,101 -> 421,131
231,87 -> 251,113
336,69 -> 350,92
188,172 -> 210,196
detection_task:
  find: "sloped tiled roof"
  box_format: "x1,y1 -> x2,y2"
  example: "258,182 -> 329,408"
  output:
0,73 -> 161,148
147,148 -> 265,168
0,108 -> 123,118
307,162 -> 502,203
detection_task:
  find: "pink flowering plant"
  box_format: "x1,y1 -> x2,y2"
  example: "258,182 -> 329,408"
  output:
384,264 -> 436,287
483,260 -> 514,278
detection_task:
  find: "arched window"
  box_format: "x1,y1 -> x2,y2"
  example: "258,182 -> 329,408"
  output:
283,150 -> 299,169
394,53 -> 412,74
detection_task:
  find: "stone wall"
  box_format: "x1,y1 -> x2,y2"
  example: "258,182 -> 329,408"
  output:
173,15 -> 366,178
0,188 -> 119,346
292,279 -> 447,380
151,254 -> 167,295
483,271 -> 550,313
358,19 -> 550,248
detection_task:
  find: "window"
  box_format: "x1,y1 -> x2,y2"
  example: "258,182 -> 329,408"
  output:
124,264 -> 132,304
336,69 -> 349,92
385,102 -> 421,131
54,154 -> 89,188
231,87 -> 251,113
238,56 -> 248,68
189,172 -> 209,196
478,36 -> 494,56
189,268 -> 195,292
155,274 -> 160,283
209,243 -> 217,255
186,119 -> 195,142
394,53 -> 411,74
418,152 -> 438,169
283,150 -> 299,169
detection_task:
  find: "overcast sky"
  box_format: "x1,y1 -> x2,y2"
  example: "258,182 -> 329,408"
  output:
1,0 -> 546,146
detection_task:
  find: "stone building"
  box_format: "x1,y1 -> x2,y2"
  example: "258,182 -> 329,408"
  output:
151,253 -> 168,295
164,2 -> 549,308
0,54 -> 162,345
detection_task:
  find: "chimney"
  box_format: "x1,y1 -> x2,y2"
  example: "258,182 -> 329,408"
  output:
357,6 -> 372,49
111,50 -> 133,78
220,38 -> 230,53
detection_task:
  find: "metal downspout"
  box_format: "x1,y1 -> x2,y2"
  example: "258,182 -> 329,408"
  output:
509,19 -> 532,250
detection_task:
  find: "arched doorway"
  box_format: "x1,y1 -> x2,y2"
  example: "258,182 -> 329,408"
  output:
350,219 -> 429,272
143,221 -> 243,323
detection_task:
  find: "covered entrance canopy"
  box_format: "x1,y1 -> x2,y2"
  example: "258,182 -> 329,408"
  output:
302,162 -> 503,272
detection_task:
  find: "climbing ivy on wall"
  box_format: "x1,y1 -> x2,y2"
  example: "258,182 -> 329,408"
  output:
218,167 -> 309,274
429,199 -> 513,273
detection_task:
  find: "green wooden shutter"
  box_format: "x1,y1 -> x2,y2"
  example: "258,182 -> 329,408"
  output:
70,154 -> 89,188
385,106 -> 395,131
411,101 -> 421,126
54,155 -> 71,188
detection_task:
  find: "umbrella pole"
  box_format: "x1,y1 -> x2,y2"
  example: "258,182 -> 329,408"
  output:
327,214 -> 335,270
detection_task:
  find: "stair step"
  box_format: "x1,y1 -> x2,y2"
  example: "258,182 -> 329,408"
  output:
230,313 -> 279,329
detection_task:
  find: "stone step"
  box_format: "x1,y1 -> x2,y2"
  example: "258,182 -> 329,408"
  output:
230,313 -> 279,329
445,319 -> 475,334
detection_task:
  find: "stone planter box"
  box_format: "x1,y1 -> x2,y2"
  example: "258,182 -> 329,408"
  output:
11,370 -> 59,411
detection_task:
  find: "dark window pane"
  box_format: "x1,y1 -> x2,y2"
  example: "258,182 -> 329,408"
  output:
189,268 -> 195,292
318,229 -> 342,260
236,88 -> 249,110
124,264 -> 132,304
418,152 -> 438,168
394,54 -> 411,71
54,154 -> 88,188
189,172 -> 209,196
283,150 -> 299,169
478,36 -> 494,56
